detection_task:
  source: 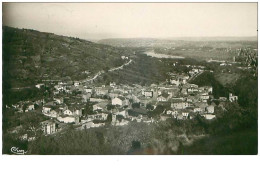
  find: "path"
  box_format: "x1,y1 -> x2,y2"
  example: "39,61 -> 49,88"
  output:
82,59 -> 133,83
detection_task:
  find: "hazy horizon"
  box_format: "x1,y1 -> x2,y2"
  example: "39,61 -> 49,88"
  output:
3,3 -> 258,40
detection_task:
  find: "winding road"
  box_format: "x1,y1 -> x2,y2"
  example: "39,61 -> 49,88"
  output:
82,59 -> 133,83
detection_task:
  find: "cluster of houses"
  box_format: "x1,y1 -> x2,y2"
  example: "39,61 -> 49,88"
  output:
8,65 -> 239,136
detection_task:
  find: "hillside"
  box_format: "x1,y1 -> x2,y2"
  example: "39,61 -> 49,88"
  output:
2,26 -> 131,89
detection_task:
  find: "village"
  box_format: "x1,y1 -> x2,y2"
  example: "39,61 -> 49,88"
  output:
8,59 -> 239,138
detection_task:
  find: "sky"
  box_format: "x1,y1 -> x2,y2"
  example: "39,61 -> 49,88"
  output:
2,3 -> 258,40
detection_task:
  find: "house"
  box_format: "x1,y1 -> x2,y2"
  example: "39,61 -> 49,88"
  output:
35,83 -> 44,89
194,102 -> 208,113
95,87 -> 109,96
128,114 -> 143,122
49,110 -> 59,118
219,97 -> 227,101
81,121 -> 106,129
132,95 -> 140,103
109,91 -> 121,99
113,119 -> 129,126
168,110 -> 179,118
229,93 -> 238,102
182,110 -> 190,119
89,98 -> 106,103
93,101 -> 109,112
200,93 -> 210,102
73,108 -> 83,116
171,100 -> 191,110
194,107 -> 202,113
54,97 -> 64,104
53,90 -> 59,95
115,109 -> 128,118
42,106 -> 52,114
202,86 -> 213,94
88,113 -> 109,121
63,106 -> 83,116
181,88 -> 188,95
110,82 -> 116,87
170,77 -> 180,86
41,120 -> 56,135
177,114 -> 184,120
172,110 -> 178,117
82,93 -> 92,102
85,88 -> 93,94
81,122 -> 95,129
144,91 -> 153,98
25,104 -> 35,112
187,87 -> 198,93
54,85 -> 65,91
63,109 -> 73,116
34,99 -> 45,106
58,116 -> 80,124
74,81 -> 80,87
203,114 -> 216,120
160,115 -> 171,121
206,105 -> 215,114
112,97 -> 129,106
93,104 -> 103,111
157,95 -> 167,102
166,110 -> 174,115
157,92 -> 170,102
121,56 -> 129,60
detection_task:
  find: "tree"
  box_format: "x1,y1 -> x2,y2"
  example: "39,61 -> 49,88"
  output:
106,114 -> 112,123
84,102 -> 94,115
132,103 -> 140,109
148,105 -> 165,118
146,104 -> 154,111
107,104 -> 115,111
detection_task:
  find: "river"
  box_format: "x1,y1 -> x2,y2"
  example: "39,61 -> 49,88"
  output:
144,50 -> 185,59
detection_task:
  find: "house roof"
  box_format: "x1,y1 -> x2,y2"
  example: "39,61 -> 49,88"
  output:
43,105 -> 53,109
171,99 -> 183,103
117,96 -> 126,101
94,101 -> 109,109
194,102 -> 208,109
41,119 -> 55,125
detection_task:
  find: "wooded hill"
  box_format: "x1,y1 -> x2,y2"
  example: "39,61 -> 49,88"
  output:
3,26 -> 131,89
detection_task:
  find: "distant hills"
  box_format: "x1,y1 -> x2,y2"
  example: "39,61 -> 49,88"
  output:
2,26 -> 131,89
98,37 -> 257,47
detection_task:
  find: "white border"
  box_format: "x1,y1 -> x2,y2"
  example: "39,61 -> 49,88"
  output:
0,1 -> 259,172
